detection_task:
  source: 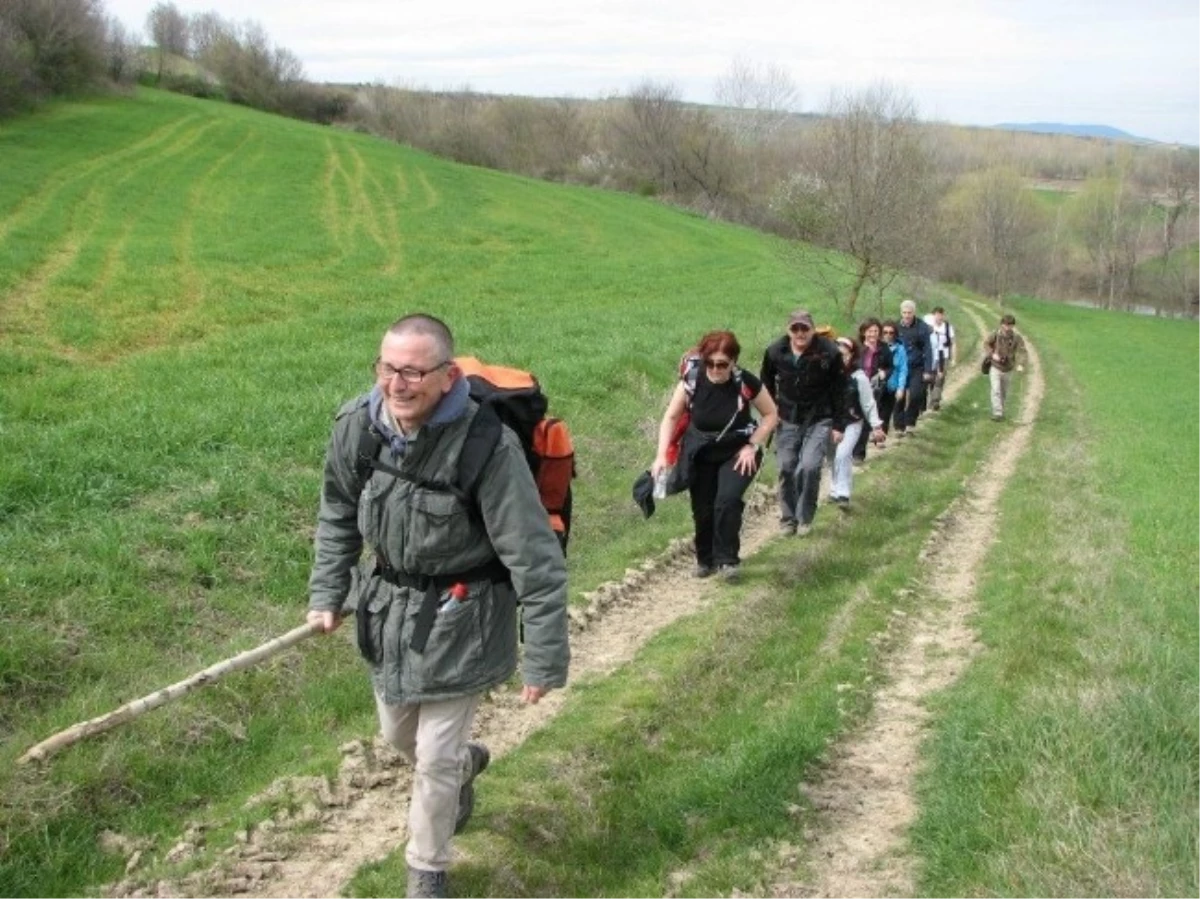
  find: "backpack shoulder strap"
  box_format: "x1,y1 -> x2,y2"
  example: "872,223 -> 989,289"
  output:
352,405 -> 385,492
458,403 -> 505,502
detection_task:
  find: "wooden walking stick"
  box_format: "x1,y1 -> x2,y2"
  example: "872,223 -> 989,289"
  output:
18,621 -> 322,766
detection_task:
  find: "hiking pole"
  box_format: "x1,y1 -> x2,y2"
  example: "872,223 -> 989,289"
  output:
17,621 -> 322,766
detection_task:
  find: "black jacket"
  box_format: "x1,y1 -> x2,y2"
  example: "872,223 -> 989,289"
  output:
759,335 -> 847,430
897,318 -> 935,374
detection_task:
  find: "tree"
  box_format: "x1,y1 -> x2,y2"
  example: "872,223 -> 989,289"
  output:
146,1 -> 188,82
714,57 -> 799,144
778,83 -> 939,317
1069,161 -> 1152,308
103,15 -> 138,84
942,167 -> 1049,298
1,0 -> 107,100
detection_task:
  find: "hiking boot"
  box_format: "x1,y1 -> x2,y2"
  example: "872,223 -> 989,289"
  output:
407,867 -> 447,899
693,564 -> 715,578
455,741 -> 490,834
796,523 -> 813,537
717,564 -> 740,583
778,521 -> 797,536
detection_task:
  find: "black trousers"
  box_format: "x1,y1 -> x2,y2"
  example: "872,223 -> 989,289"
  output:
689,449 -> 756,568
900,370 -> 927,430
877,388 -> 898,435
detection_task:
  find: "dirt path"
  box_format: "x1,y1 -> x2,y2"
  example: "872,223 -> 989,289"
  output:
108,306 -> 1018,899
769,304 -> 1044,898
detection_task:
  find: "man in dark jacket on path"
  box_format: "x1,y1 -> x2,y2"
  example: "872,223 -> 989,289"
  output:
895,299 -> 936,436
306,314 -> 570,898
759,309 -> 847,536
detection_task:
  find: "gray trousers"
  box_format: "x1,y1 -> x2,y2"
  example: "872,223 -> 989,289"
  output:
775,418 -> 832,526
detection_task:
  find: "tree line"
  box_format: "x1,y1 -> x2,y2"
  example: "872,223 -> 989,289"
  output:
3,1 -> 1196,316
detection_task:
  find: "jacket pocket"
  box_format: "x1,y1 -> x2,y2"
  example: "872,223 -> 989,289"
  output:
404,490 -> 475,564
355,575 -> 391,665
406,589 -> 485,693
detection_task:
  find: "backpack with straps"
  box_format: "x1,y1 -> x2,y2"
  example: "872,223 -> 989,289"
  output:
353,356 -> 576,552
664,350 -> 756,465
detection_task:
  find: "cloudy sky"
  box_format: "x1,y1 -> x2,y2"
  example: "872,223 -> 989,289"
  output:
105,0 -> 1198,144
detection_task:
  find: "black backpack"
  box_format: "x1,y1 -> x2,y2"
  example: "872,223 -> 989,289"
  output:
353,357 -> 575,551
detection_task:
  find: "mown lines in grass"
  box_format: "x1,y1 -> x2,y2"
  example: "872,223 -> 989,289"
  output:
2,118 -> 225,355
347,145 -> 401,274
0,114 -> 201,247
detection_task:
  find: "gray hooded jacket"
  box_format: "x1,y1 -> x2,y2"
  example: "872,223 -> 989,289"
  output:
308,381 -> 570,705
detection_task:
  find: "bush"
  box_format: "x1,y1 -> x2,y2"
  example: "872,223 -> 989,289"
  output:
159,71 -> 226,101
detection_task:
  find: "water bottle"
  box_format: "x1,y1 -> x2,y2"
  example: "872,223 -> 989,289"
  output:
653,467 -> 671,500
439,583 -> 470,615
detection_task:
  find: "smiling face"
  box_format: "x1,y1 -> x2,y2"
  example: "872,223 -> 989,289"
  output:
376,331 -> 457,432
863,324 -> 880,344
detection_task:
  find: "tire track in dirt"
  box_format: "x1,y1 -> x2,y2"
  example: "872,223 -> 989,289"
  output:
105,304 -> 994,899
770,304 -> 1043,898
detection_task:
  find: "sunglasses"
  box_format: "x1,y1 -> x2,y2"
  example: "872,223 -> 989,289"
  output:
704,359 -> 732,371
788,322 -> 812,334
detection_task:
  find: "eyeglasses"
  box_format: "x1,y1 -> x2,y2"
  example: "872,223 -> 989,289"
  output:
788,323 -> 812,334
704,359 -> 732,371
374,358 -> 450,383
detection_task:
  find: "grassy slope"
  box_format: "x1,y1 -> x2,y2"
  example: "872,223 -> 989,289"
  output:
0,88 -> 921,895
912,298 -> 1199,896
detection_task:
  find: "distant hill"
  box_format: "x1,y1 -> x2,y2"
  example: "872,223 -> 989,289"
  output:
993,122 -> 1153,143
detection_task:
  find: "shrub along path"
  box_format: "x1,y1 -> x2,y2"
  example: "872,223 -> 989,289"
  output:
767,301 -> 1044,896
107,307 -> 1001,899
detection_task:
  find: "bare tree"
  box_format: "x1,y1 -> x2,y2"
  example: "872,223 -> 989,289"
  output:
613,79 -> 685,194
1,0 -> 107,100
103,15 -> 138,84
777,83 -> 939,317
146,1 -> 188,82
714,57 -> 799,144
1069,168 -> 1151,308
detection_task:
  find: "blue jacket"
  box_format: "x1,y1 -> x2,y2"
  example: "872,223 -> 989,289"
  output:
886,342 -> 909,392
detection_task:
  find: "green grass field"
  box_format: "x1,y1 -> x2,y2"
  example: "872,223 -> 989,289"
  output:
912,298 -> 1199,896
1,89 -> 1195,897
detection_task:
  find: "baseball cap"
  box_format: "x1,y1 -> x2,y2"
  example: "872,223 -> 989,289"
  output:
788,310 -> 815,330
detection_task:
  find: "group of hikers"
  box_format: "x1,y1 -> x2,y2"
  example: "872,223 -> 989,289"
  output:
304,306 -> 1025,898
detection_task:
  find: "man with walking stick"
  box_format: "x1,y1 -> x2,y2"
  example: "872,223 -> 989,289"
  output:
306,314 -> 569,898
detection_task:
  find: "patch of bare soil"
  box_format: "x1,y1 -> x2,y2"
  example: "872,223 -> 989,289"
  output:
769,307 -> 1044,898
106,305 -> 1024,899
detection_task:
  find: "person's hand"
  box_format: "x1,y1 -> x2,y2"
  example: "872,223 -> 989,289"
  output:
870,427 -> 886,444
992,352 -> 1002,362
522,684 -> 549,704
923,371 -> 935,383
895,389 -> 906,400
733,444 -> 760,476
830,430 -> 844,445
650,455 -> 669,479
307,609 -> 341,633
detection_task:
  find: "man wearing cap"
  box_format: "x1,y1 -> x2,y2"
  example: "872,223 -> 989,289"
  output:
895,300 -> 936,436
759,310 -> 848,536
984,313 -> 1026,420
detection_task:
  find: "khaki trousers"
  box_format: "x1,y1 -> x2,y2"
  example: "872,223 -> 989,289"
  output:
375,691 -> 482,872
989,367 -> 1012,418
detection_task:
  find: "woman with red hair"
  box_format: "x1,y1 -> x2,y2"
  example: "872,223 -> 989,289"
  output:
651,331 -> 778,582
